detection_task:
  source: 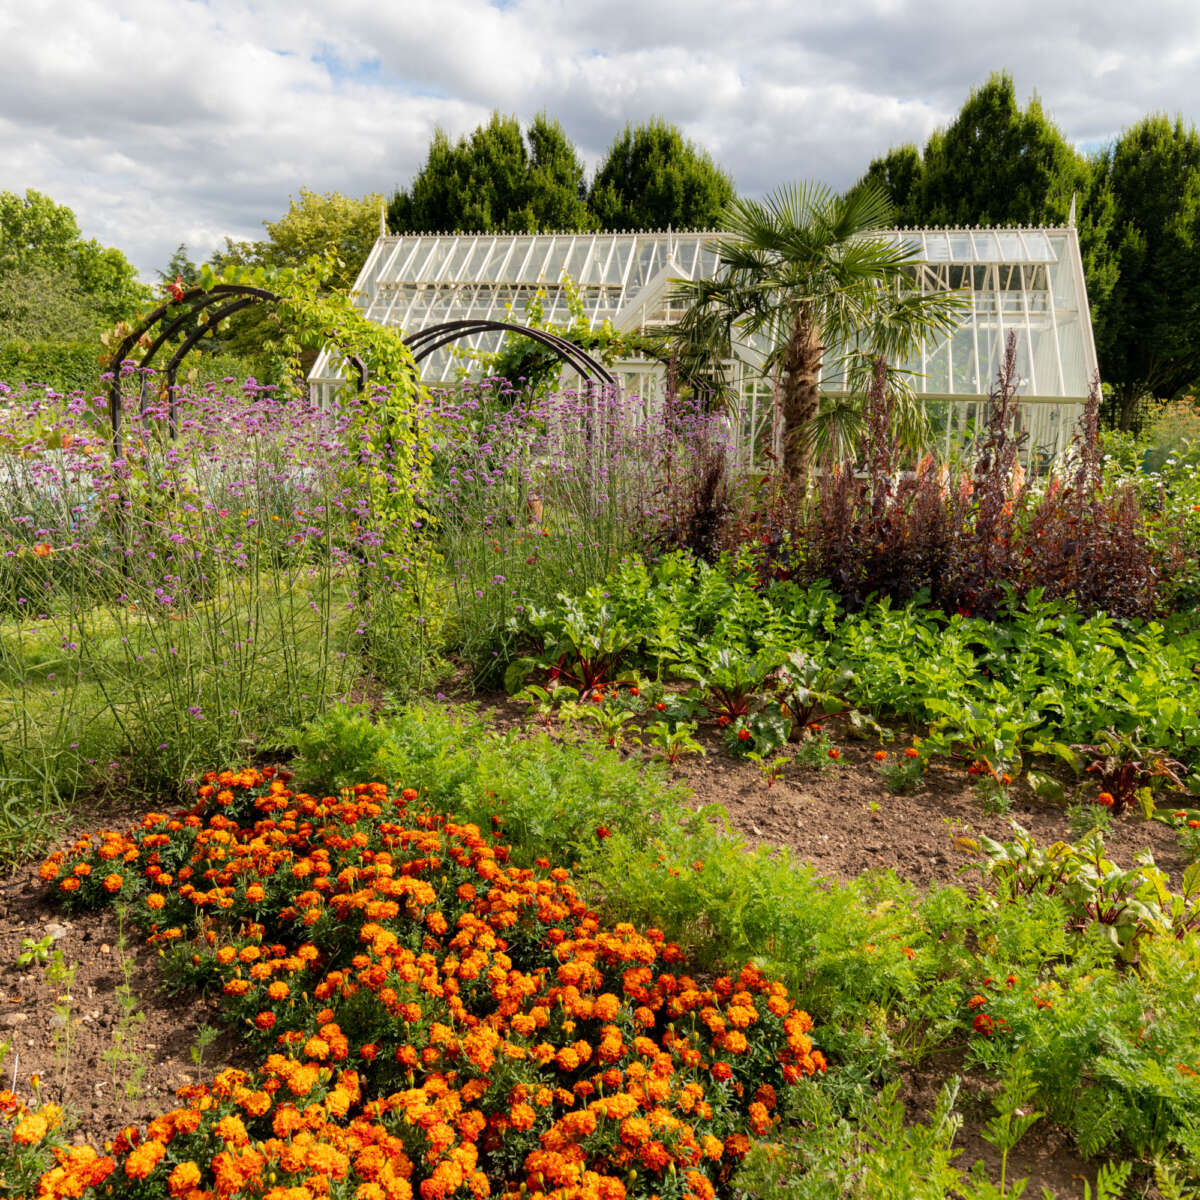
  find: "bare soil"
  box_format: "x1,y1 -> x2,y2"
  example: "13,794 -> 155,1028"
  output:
0,699 -> 1185,1192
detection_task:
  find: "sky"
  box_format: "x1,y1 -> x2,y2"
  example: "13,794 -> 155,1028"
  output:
4,0 -> 1200,279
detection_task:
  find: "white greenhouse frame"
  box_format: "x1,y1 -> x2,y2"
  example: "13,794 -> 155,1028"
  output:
309,224 -> 1099,469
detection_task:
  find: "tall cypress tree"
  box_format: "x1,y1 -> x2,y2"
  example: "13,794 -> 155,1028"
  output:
588,118 -> 734,230
1090,115 -> 1200,426
388,113 -> 591,234
915,74 -> 1090,227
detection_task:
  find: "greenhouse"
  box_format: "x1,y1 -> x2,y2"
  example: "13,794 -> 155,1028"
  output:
308,223 -> 1099,469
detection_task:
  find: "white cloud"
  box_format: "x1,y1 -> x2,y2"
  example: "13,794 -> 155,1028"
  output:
3,0 -> 1200,275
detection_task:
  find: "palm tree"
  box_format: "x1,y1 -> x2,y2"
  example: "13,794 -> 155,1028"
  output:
671,181 -> 967,488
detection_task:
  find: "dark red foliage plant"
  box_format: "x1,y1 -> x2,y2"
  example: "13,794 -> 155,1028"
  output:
723,332 -> 1185,621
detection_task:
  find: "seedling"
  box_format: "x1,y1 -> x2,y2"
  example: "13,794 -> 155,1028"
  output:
16,934 -> 54,968
979,1051 -> 1042,1198
747,751 -> 790,788
46,949 -> 77,1096
99,907 -> 146,1100
575,704 -> 641,752
191,1023 -> 220,1074
644,721 -> 704,765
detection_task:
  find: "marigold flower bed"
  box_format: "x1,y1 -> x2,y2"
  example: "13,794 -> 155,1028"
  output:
15,768 -> 824,1200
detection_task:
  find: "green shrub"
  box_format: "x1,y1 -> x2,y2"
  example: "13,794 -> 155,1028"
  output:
0,340 -> 101,394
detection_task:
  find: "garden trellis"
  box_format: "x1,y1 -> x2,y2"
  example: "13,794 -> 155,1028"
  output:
105,284 -> 614,455
311,223 -> 1099,468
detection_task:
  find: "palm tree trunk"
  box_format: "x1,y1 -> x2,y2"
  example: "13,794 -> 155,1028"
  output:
779,310 -> 823,489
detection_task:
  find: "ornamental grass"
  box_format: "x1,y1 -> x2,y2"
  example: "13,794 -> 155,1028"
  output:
12,768 -> 823,1200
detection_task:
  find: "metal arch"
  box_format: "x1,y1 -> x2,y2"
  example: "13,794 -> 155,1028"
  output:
161,296 -> 262,435
157,303 -> 370,435
107,284 -> 281,457
402,319 -> 618,389
405,320 -> 616,387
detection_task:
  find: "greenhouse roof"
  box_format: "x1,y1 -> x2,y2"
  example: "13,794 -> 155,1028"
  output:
309,225 -> 1098,402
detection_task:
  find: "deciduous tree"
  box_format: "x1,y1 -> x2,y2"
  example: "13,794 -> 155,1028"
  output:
0,188 -> 149,340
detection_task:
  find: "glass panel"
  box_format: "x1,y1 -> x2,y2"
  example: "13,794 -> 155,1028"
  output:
593,237 -> 620,286
558,237 -> 584,279
480,241 -> 514,282
540,239 -> 570,282
924,340 -> 951,392
607,241 -> 632,286
630,240 -> 659,289
463,238 -> 493,279
1050,258 -> 1078,310
1055,314 -> 1089,396
509,239 -> 539,283
921,233 -> 950,261
972,232 -> 999,261
1031,319 -> 1061,394
951,326 -> 978,393
948,234 -> 974,261
424,239 -> 460,281
442,239 -> 473,280
393,238 -> 427,281
1025,232 -> 1057,262
996,232 -> 1026,260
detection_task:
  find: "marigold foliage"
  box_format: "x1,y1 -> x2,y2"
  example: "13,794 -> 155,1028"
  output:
26,768 -> 823,1200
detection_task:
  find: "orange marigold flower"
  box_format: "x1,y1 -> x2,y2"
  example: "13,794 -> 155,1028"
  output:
102,873 -> 123,893
1098,792 -> 1115,807
827,748 -> 840,760
146,893 -> 165,910
168,1161 -> 202,1197
33,543 -> 52,558
509,1103 -> 536,1131
873,750 -> 887,762
11,1112 -> 48,1145
620,1115 -> 651,1146
904,747 -> 919,759
124,1139 -> 167,1180
255,1011 -> 277,1031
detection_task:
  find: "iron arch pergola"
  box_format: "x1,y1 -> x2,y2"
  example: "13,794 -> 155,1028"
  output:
108,284 -> 284,456
106,293 -> 617,456
402,320 -> 618,390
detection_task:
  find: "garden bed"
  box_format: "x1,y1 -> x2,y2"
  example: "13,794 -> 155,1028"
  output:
3,698 -> 1194,1196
